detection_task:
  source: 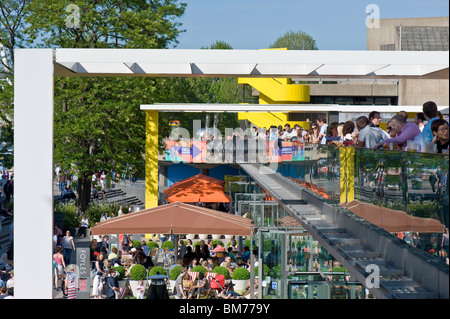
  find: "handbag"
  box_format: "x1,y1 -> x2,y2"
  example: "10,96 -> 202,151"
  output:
90,268 -> 97,279
98,276 -> 107,295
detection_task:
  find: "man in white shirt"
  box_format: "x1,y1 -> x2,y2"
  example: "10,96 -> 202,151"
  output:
313,116 -> 328,144
282,124 -> 297,140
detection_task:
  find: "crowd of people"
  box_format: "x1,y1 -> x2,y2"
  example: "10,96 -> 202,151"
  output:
0,173 -> 14,299
248,101 -> 448,154
81,232 -> 255,299
172,238 -> 254,300
177,238 -> 250,271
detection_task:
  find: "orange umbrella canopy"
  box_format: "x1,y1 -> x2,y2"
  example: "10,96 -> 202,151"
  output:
166,174 -> 224,191
91,202 -> 253,236
165,175 -> 230,203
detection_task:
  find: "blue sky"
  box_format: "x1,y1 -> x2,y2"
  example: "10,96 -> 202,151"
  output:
175,0 -> 449,50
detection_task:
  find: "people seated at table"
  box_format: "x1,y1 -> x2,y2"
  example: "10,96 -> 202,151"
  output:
210,241 -> 227,257
183,246 -> 196,260
135,251 -> 154,269
188,257 -> 199,270
237,246 -> 251,263
221,255 -> 238,269
227,247 -> 237,262
141,241 -> 150,256
206,257 -> 215,272
198,244 -> 210,262
108,246 -> 121,265
207,239 -> 214,251
193,244 -> 202,261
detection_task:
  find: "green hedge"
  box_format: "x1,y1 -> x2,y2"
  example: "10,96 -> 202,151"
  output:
212,266 -> 230,279
169,266 -> 182,280
161,240 -> 174,249
232,267 -> 250,280
132,240 -> 142,249
147,241 -> 159,250
191,265 -> 207,275
149,266 -> 167,277
129,264 -> 147,281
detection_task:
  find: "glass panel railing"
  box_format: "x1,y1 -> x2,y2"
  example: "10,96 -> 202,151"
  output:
166,138 -> 448,263
271,143 -> 449,263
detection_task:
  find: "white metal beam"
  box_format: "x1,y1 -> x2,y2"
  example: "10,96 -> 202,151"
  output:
14,49 -> 54,299
54,49 -> 449,79
12,47 -> 449,300
141,103 -> 449,114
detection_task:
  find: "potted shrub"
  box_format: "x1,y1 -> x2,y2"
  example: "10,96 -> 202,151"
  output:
231,267 -> 250,293
132,240 -> 142,249
161,240 -> 174,250
169,265 -> 182,293
212,266 -> 230,280
146,241 -> 159,250
149,266 -> 167,277
191,265 -> 207,276
128,264 -> 148,297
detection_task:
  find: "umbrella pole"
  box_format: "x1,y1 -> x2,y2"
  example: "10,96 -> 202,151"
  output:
173,231 -> 178,265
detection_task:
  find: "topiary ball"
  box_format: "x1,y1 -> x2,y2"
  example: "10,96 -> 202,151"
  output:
169,265 -> 182,280
146,241 -> 159,250
232,267 -> 250,280
212,266 -> 230,280
191,265 -> 207,275
129,264 -> 147,281
149,266 -> 167,277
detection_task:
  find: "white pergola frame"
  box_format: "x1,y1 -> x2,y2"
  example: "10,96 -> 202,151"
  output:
13,48 -> 448,299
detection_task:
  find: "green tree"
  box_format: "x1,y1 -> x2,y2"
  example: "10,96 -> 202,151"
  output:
24,0 -> 187,211
0,0 -> 28,168
269,29 -> 318,50
201,40 -> 233,50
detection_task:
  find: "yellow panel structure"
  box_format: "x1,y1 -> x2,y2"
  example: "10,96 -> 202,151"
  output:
145,110 -> 159,240
238,49 -> 310,129
339,147 -> 355,204
145,110 -> 159,209
238,77 -> 310,105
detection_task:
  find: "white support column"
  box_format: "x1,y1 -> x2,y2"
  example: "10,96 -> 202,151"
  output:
14,49 -> 54,299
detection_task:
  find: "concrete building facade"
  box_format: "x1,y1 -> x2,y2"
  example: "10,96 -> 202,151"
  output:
367,16 -> 449,106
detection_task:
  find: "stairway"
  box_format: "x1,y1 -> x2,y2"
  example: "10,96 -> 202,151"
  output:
239,163 -> 446,299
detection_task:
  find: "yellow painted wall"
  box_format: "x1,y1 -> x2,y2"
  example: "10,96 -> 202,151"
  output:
145,110 -> 159,209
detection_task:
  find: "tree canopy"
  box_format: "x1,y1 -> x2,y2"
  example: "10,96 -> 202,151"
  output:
22,0 -> 188,211
269,29 -> 318,50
